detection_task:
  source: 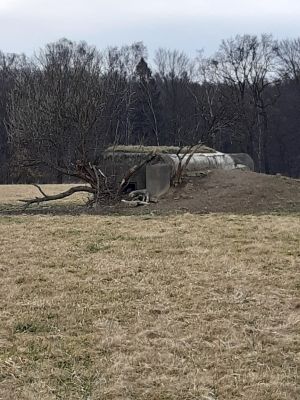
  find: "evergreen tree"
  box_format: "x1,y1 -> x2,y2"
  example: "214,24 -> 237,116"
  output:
131,58 -> 162,145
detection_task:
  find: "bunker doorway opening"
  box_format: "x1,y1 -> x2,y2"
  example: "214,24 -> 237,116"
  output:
123,182 -> 137,193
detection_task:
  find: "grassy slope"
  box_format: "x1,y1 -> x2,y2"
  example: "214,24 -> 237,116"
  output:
0,213 -> 299,399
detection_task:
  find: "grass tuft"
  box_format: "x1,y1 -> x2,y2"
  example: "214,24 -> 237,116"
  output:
15,323 -> 40,334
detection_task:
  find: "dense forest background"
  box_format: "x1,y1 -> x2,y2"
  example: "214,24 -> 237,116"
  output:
0,34 -> 300,183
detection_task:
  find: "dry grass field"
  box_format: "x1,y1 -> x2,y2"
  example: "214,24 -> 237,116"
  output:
0,184 -> 88,213
0,185 -> 299,399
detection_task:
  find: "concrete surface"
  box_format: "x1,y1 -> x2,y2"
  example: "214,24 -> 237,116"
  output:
146,164 -> 171,197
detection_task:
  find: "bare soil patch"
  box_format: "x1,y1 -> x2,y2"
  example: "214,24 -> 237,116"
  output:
156,170 -> 300,214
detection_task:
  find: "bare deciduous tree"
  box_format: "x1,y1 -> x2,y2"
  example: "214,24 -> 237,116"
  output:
8,39 -> 130,205
214,34 -> 278,172
275,38 -> 300,83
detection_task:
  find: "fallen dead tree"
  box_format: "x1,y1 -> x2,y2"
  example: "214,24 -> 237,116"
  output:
20,184 -> 95,208
20,152 -> 158,209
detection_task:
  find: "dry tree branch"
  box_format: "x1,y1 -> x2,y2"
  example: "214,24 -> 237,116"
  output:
173,142 -> 204,185
117,151 -> 157,195
33,183 -> 47,197
92,164 -> 101,204
121,199 -> 150,207
20,185 -> 94,209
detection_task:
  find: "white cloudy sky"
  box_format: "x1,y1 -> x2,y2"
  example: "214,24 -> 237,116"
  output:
0,0 -> 300,56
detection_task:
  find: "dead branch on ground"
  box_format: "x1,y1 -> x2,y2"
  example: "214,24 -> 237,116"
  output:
20,185 -> 94,209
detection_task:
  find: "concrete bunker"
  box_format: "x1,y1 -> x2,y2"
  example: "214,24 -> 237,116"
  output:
104,146 -> 254,197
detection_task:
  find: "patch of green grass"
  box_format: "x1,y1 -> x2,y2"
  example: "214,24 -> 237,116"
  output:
0,215 -> 24,224
14,321 -> 53,334
14,322 -> 40,334
86,243 -> 111,253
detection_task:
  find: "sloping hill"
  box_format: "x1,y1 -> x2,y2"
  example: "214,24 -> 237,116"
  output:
156,170 -> 300,214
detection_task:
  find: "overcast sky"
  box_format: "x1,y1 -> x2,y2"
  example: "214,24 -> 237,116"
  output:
0,0 -> 300,57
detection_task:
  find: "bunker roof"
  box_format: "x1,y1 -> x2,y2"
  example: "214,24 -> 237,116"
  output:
105,145 -> 216,154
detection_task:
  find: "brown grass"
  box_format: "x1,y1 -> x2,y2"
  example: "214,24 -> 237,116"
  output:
0,184 -> 88,205
0,186 -> 299,399
0,184 -> 89,215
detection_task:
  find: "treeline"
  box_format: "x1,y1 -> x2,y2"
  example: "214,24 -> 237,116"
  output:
0,34 -> 300,183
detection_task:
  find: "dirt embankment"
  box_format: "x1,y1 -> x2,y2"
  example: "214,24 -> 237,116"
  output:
149,170 -> 300,215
